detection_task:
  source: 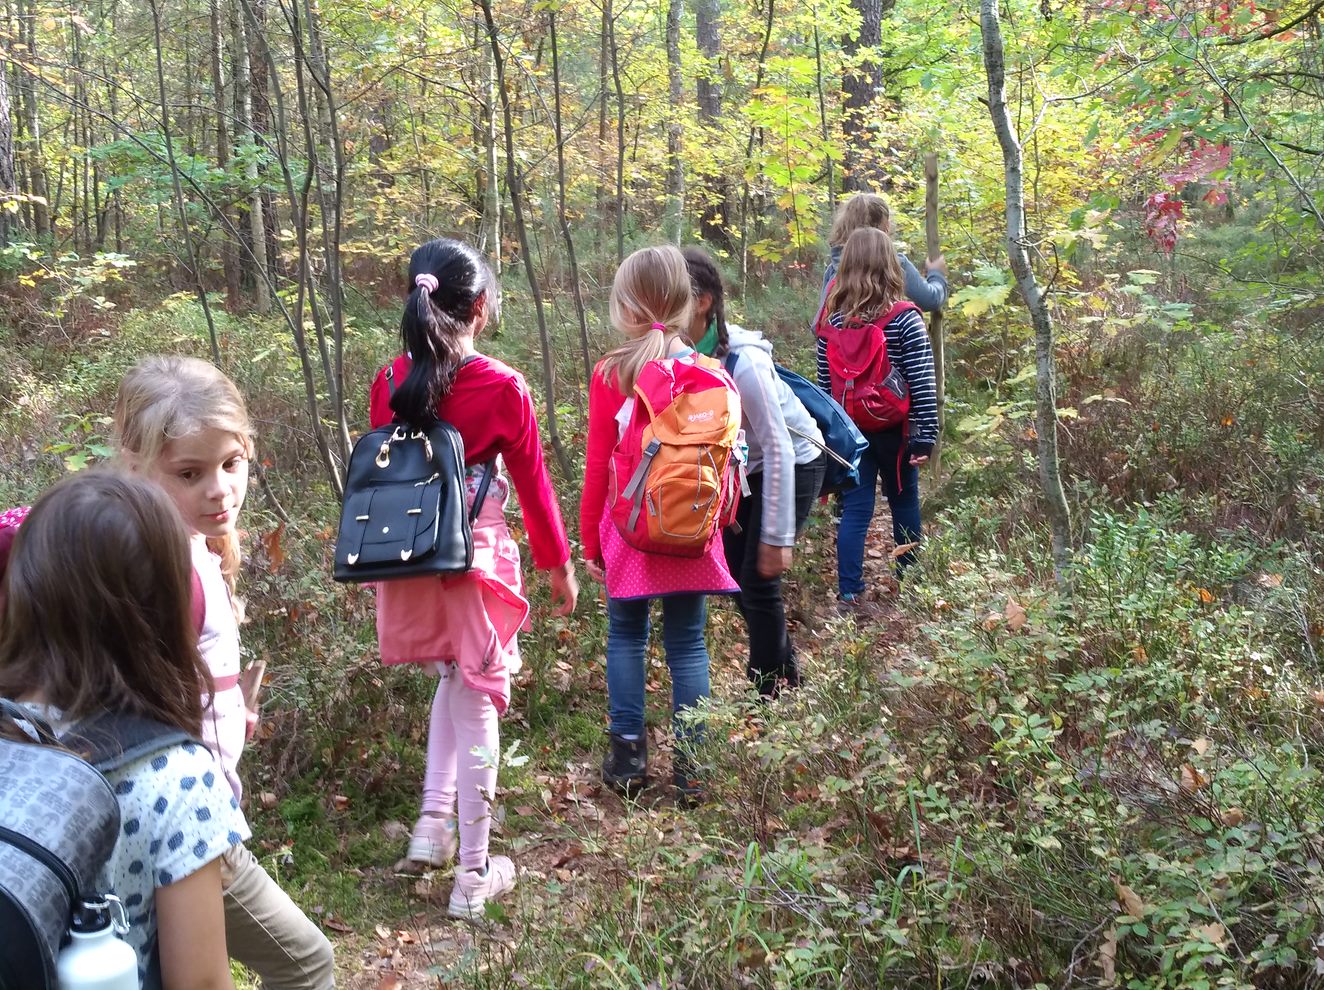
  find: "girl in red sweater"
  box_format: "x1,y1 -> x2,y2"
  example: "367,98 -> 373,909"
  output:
367,238 -> 577,918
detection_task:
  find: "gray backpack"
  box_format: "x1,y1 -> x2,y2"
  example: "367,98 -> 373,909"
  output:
0,699 -> 193,990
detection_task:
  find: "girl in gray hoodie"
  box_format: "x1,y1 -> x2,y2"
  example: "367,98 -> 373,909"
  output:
683,247 -> 826,698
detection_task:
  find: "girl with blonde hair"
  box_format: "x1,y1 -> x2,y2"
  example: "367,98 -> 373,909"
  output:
580,244 -> 739,801
115,356 -> 335,989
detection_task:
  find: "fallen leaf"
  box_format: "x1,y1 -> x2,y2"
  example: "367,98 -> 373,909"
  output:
1197,587 -> 1215,604
1099,927 -> 1117,985
374,924 -> 391,941
259,791 -> 278,810
1132,644 -> 1148,663
1005,598 -> 1028,631
891,541 -> 920,560
1179,763 -> 1207,793
1114,880 -> 1146,918
982,611 -> 1002,631
1312,690 -> 1324,708
1194,921 -> 1227,947
1191,737 -> 1212,756
262,523 -> 286,571
332,794 -> 350,812
1257,572 -> 1284,589
323,916 -> 353,933
375,973 -> 401,990
1220,807 -> 1245,826
381,820 -> 410,842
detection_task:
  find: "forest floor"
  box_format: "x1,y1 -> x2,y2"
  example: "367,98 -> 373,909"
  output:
322,516 -> 913,988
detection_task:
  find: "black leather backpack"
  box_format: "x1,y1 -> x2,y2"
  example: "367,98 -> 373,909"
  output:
333,363 -> 493,583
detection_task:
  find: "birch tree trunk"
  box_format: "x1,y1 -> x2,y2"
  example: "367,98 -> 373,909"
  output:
476,0 -> 572,477
664,0 -> 685,243
980,0 -> 1073,585
608,3 -> 626,263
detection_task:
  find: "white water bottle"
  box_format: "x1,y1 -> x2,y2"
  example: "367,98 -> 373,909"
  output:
56,896 -> 137,990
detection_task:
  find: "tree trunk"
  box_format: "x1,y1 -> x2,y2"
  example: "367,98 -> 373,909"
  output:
923,152 -> 945,480
0,27 -> 17,246
234,0 -> 270,313
478,12 -> 501,275
693,0 -> 728,246
739,0 -> 776,291
608,1 -> 626,263
210,0 -> 241,310
664,0 -> 685,243
476,0 -> 572,477
813,16 -> 836,216
16,0 -> 49,235
980,0 -> 1072,586
842,0 -> 891,191
596,0 -> 611,249
148,0 -> 222,364
549,8 -> 593,389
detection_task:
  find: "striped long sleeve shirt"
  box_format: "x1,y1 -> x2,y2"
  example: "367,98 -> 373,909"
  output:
815,305 -> 939,454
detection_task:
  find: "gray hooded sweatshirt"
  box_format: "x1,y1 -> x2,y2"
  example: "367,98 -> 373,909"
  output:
724,323 -> 824,547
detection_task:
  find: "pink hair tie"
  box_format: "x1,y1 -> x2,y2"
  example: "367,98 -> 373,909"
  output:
650,322 -> 667,332
414,273 -> 439,295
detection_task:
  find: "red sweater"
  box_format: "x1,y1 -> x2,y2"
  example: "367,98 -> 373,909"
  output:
580,366 -> 625,563
368,354 -> 570,571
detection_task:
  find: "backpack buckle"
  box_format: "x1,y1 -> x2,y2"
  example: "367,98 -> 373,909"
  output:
375,441 -> 391,469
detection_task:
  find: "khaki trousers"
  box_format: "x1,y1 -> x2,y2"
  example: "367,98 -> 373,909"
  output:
221,843 -> 336,989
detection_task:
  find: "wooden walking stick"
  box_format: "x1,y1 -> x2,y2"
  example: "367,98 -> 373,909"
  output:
924,152 -> 947,480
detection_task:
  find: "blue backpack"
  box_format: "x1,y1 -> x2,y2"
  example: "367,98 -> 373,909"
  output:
724,351 -> 867,495
775,365 -> 868,495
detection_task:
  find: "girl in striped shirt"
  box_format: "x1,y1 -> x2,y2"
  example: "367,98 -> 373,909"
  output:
818,227 -> 938,605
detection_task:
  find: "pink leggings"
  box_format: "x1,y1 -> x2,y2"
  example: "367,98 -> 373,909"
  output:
421,664 -> 499,871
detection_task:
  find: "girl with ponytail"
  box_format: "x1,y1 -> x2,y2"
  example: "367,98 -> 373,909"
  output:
580,244 -> 739,803
367,237 -> 577,918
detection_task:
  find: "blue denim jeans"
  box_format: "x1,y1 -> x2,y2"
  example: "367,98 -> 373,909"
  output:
605,594 -> 710,741
837,427 -> 922,596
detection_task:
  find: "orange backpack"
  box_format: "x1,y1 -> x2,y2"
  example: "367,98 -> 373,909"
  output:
609,356 -> 747,557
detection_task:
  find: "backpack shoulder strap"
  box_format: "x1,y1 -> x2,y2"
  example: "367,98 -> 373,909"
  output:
880,300 -> 923,325
65,713 -> 200,774
723,350 -> 740,375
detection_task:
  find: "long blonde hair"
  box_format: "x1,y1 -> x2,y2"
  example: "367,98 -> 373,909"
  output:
825,227 -> 906,326
599,245 -> 694,394
113,356 -> 254,595
828,192 -> 891,248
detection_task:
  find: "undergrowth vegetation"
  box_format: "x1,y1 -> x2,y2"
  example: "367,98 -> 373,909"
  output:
1,215 -> 1322,989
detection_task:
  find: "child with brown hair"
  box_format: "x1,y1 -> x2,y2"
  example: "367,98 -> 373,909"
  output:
817,227 -> 938,603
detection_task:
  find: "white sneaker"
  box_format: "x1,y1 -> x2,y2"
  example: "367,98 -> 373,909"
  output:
447,856 -> 516,919
406,815 -> 457,867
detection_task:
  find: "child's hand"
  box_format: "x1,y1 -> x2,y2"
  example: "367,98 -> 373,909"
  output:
909,454 -> 930,466
757,543 -> 792,579
244,706 -> 259,742
925,254 -> 948,278
549,560 -> 579,616
584,558 -> 606,584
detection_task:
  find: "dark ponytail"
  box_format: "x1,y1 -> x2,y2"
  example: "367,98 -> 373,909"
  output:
680,246 -> 729,358
391,238 -> 498,426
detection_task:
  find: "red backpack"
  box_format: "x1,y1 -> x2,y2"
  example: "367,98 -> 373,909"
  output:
816,291 -> 921,433
609,356 -> 747,558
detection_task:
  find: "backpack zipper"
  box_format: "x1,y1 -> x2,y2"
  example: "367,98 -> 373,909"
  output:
0,822 -> 80,904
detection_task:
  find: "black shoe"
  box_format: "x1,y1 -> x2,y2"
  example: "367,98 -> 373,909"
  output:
602,733 -> 647,795
673,764 -> 705,807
